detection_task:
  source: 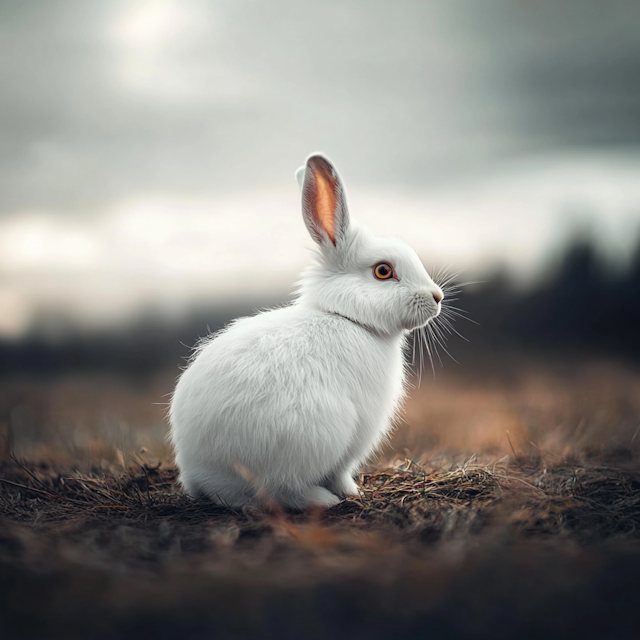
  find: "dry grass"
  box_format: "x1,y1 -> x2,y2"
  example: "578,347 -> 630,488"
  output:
2,454 -> 639,555
2,353 -> 640,639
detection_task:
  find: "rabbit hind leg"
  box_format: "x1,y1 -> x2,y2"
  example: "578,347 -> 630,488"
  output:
180,468 -> 256,507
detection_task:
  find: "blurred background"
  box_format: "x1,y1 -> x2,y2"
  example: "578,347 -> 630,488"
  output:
1,0 -> 640,462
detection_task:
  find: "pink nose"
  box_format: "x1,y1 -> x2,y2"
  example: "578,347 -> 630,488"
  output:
432,291 -> 442,304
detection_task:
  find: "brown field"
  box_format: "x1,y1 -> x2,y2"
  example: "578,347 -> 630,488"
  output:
1,352 -> 640,639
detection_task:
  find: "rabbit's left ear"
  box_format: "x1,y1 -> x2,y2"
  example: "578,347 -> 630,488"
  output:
300,154 -> 351,248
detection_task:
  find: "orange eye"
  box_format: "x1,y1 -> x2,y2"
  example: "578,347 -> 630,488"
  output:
374,262 -> 394,280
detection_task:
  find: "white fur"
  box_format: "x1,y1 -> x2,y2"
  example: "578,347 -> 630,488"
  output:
169,153 -> 443,509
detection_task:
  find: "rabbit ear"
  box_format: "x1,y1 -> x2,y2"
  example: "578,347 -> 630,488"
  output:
301,154 -> 350,247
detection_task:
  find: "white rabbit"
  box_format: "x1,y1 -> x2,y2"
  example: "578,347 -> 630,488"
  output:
169,154 -> 443,509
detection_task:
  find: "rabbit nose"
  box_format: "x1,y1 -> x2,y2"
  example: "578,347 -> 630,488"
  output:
432,291 -> 443,304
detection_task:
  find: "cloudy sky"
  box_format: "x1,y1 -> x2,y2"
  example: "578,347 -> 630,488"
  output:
1,0 -> 640,336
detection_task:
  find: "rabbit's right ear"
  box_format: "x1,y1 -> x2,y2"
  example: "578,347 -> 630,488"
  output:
300,154 -> 351,248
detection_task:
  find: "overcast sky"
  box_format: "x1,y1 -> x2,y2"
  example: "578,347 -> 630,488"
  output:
1,0 -> 640,335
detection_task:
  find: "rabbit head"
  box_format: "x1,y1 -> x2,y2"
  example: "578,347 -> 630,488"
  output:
296,154 -> 443,336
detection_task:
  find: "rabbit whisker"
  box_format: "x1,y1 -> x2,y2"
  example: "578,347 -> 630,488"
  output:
429,322 -> 459,364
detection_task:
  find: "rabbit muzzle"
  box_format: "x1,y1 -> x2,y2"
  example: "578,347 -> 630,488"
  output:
403,288 -> 443,330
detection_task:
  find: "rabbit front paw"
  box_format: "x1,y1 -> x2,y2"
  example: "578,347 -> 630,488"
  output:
323,472 -> 359,498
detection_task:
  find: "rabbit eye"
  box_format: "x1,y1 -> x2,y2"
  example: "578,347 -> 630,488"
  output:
374,262 -> 395,280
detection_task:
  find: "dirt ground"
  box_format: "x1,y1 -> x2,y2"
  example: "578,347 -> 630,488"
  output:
1,353 -> 640,639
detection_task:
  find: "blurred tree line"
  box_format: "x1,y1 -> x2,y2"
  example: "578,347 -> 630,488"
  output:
462,234 -> 640,359
1,234 -> 639,377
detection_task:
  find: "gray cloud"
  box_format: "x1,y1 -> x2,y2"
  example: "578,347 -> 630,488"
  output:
1,0 -> 640,215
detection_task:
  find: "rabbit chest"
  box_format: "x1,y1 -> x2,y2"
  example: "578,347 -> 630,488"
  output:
319,313 -> 406,441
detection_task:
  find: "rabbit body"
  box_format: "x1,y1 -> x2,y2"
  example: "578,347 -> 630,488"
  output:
170,154 -> 443,508
170,303 -> 405,508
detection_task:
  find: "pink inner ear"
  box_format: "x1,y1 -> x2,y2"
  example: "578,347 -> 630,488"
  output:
310,161 -> 338,244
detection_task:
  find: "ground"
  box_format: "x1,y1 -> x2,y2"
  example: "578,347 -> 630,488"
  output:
1,352 -> 640,639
